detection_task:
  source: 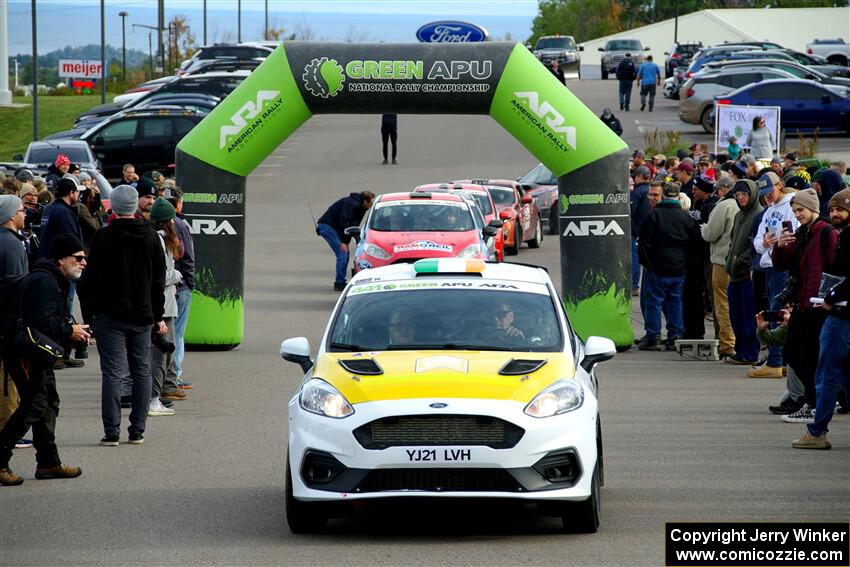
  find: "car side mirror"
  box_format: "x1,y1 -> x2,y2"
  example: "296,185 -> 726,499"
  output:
521,195 -> 533,204
580,336 -> 616,373
578,45 -> 584,52
488,219 -> 504,228
806,74 -> 815,80
12,154 -> 23,161
597,47 -> 604,52
280,337 -> 313,373
821,95 -> 832,104
93,136 -> 104,146
644,46 -> 651,51
343,226 -> 361,242
483,225 -> 498,238
499,210 -> 512,220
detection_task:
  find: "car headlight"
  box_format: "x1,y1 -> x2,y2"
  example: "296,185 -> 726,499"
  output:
299,379 -> 354,418
525,380 -> 584,418
363,242 -> 390,259
458,243 -> 481,258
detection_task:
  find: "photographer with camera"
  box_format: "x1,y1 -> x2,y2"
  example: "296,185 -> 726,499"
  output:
148,198 -> 184,415
770,189 -> 839,426
78,185 -> 165,446
792,188 -> 850,450
0,234 -> 89,486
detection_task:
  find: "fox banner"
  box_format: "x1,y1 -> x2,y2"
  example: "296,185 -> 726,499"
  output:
714,103 -> 781,155
176,42 -> 630,349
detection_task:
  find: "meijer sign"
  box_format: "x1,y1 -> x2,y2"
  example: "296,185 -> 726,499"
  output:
58,59 -> 105,79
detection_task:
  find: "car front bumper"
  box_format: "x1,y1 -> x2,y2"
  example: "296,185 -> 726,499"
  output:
288,397 -> 598,502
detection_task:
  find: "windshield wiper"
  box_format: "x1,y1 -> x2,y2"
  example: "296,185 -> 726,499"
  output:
386,343 -> 515,351
329,342 -> 365,351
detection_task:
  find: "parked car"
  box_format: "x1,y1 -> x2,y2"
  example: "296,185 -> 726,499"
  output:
679,68 -> 797,133
112,75 -> 174,106
78,107 -> 205,179
183,57 -> 263,76
280,258 -> 615,533
664,41 -> 703,78
75,92 -> 219,127
701,59 -> 850,88
177,42 -> 273,74
806,38 -> 850,66
714,79 -> 850,135
533,35 -> 583,79
775,49 -> 849,77
517,163 -> 560,235
13,140 -> 100,171
598,38 -> 649,80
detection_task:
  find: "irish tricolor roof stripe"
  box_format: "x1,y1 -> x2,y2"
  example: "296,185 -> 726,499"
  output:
414,258 -> 486,274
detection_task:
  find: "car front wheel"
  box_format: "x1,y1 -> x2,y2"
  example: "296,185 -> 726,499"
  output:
528,216 -> 542,248
559,464 -> 600,533
285,456 -> 328,534
700,106 -> 715,134
601,66 -> 608,80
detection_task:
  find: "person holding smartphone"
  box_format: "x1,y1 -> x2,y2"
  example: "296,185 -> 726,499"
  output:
751,172 -> 797,378
0,234 -> 89,486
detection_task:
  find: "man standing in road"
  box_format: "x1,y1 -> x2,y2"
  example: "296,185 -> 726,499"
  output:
635,55 -> 661,112
615,53 -> 636,111
78,185 -> 166,446
316,191 -> 375,291
0,234 -> 89,486
380,114 -> 398,165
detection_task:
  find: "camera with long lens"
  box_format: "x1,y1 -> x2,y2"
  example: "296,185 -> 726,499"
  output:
151,329 -> 175,354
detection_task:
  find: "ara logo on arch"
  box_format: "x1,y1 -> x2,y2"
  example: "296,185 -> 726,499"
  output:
563,219 -> 625,237
218,90 -> 283,150
513,91 -> 577,151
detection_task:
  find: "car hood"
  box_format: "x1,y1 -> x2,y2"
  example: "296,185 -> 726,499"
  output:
367,230 -> 479,256
314,351 -> 575,404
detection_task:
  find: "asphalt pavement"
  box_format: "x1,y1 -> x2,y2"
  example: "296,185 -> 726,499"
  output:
1,79 -> 848,566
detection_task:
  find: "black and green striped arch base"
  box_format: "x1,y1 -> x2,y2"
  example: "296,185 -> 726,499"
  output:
175,42 -> 632,349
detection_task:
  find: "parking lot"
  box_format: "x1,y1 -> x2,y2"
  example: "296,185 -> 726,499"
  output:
2,74 -> 848,564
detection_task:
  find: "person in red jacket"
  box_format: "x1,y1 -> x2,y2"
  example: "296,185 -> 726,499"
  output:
771,189 -> 839,425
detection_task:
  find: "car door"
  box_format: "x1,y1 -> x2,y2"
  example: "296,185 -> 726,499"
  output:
793,83 -> 842,130
87,118 -> 139,179
136,117 -> 176,173
746,82 -> 796,126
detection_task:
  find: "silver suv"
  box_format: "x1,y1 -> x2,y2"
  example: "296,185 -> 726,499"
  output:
678,68 -> 795,132
533,35 -> 584,79
599,38 -> 649,80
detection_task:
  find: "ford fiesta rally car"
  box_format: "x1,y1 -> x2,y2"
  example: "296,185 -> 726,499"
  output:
280,258 -> 616,533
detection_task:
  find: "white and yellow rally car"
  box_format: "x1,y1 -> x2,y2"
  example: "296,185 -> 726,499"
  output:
280,258 -> 616,533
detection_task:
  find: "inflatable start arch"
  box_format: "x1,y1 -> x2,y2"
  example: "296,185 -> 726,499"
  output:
175,42 -> 633,349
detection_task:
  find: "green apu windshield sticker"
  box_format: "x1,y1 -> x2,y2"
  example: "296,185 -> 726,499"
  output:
177,46 -> 312,177
490,44 -> 626,177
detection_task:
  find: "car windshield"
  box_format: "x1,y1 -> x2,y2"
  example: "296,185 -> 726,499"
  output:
486,187 -> 515,206
607,40 -> 641,51
329,288 -> 563,352
27,145 -> 90,164
466,193 -> 493,215
518,164 -> 557,185
536,37 -> 575,50
369,200 -> 475,232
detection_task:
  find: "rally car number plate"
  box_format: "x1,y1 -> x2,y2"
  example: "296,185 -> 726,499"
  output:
405,448 -> 472,462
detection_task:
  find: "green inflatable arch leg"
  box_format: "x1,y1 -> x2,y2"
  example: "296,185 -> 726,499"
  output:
176,42 -> 633,349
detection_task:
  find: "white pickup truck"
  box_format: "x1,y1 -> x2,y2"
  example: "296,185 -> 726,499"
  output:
806,39 -> 850,66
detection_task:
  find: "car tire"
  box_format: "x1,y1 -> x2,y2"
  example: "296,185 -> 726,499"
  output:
560,464 -> 601,534
700,106 -> 715,134
285,456 -> 328,534
548,206 -> 559,235
528,217 -> 542,248
601,67 -> 608,80
506,225 -> 520,256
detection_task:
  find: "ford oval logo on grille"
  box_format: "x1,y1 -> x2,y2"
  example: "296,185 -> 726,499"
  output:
416,21 -> 488,43
429,403 -> 448,409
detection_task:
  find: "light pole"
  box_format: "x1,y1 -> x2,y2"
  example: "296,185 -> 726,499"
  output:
203,0 -> 207,45
119,11 -> 128,81
264,0 -> 268,41
133,23 -> 159,80
237,0 -> 241,43
100,0 -> 105,103
31,0 -> 38,140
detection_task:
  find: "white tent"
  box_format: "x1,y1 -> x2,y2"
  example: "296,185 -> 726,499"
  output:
578,7 -> 850,67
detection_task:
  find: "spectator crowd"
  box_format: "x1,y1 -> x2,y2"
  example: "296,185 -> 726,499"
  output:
630,146 -> 849,451
0,156 -> 195,485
